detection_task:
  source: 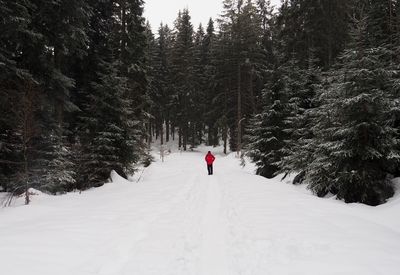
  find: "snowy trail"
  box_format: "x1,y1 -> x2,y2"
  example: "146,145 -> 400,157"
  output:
1,146 -> 400,275
199,175 -> 229,275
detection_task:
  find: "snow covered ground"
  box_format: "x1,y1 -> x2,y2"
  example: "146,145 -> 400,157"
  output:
1,145 -> 400,275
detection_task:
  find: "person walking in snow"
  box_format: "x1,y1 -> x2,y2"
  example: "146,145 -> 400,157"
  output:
205,151 -> 215,175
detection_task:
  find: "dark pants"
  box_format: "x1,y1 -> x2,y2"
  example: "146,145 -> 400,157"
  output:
207,164 -> 213,175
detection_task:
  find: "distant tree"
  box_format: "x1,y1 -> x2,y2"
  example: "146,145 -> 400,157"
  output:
202,18 -> 219,147
192,24 -> 207,147
170,9 -> 195,150
216,0 -> 267,152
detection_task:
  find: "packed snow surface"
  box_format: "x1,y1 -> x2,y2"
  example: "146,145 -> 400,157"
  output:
1,146 -> 400,275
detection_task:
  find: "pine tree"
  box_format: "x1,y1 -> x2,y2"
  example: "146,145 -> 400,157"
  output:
38,132 -> 76,194
79,61 -> 134,188
32,0 -> 91,126
212,30 -> 231,153
4,79 -> 42,204
145,22 -> 159,144
1,0 -> 151,197
279,53 -> 321,179
203,18 -> 219,146
360,0 -> 397,47
170,9 -> 195,150
191,24 -> 207,147
306,16 -> 400,205
155,24 -> 174,143
75,0 -> 148,189
246,63 -> 291,178
276,0 -> 349,69
393,0 -> 400,177
216,0 -> 266,152
0,0 -> 69,201
0,0 -> 38,193
214,3 -> 237,153
112,0 -> 149,169
28,0 -> 91,194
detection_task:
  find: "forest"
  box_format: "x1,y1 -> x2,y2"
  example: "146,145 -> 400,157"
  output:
1,0 -> 400,206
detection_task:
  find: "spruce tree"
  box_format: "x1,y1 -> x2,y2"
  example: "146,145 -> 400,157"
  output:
38,132 -> 76,194
276,0 -> 349,69
0,0 -> 69,200
79,61 -> 133,188
191,24 -> 207,147
279,53 -> 321,180
32,0 -> 91,125
29,0 -> 91,194
155,24 -> 174,143
216,0 -> 266,152
362,0 -> 396,47
306,17 -> 400,205
112,0 -> 149,169
246,63 -> 291,178
393,0 -> 400,177
203,19 -> 219,146
145,22 -> 159,144
0,0 -> 38,192
170,9 -> 195,150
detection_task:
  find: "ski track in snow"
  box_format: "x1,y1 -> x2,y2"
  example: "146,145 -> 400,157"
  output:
1,145 -> 400,275
199,175 -> 229,275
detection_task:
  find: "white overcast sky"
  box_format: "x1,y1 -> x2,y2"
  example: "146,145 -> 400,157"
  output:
144,0 -> 282,33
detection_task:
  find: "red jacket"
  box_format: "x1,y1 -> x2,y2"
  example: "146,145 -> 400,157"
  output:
205,153 -> 215,165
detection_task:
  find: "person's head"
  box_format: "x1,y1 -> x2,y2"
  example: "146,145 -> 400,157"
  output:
208,151 -> 211,154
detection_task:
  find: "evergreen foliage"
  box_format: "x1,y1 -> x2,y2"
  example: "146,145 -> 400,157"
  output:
279,53 -> 322,175
79,61 -> 135,188
276,0 -> 349,68
246,62 -> 292,178
0,0 -> 148,201
306,17 -> 400,205
170,9 -> 195,150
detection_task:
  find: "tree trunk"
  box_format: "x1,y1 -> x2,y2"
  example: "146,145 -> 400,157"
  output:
166,115 -> 170,142
53,45 -> 64,135
213,127 -> 219,147
21,80 -> 37,205
208,125 -> 212,146
121,1 -> 127,59
237,62 -> 242,154
183,122 -> 188,151
197,123 -> 203,146
191,123 -> 195,149
160,121 -> 164,145
249,66 -> 255,114
172,122 -> 175,141
155,120 -> 159,141
148,119 -> 152,146
223,125 -> 227,155
178,127 -> 182,148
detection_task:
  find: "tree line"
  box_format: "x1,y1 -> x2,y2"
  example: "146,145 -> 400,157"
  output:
145,0 -> 400,205
1,0 -> 400,205
1,0 -> 149,203
246,0 -> 400,206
